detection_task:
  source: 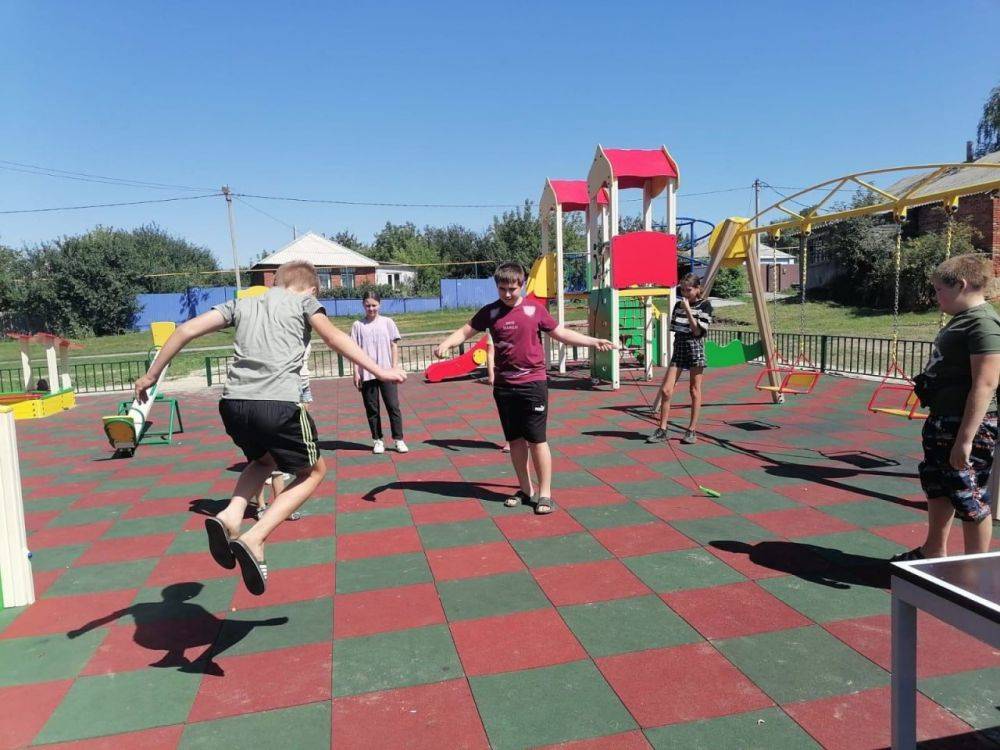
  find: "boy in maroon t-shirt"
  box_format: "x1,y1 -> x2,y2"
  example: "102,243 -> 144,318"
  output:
435,262 -> 615,514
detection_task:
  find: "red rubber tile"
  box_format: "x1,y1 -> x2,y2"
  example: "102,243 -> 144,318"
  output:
493,511 -> 585,541
746,507 -> 858,538
552,486 -> 629,509
334,582 -> 445,638
32,569 -> 64,598
426,541 -> 525,581
532,559 -> 651,607
82,614 -> 223,675
70,488 -> 148,509
774,482 -> 868,506
871,523 -> 969,556
333,678 -> 489,750
590,464 -> 663,484
265,513 -> 334,542
705,454 -> 771,472
231,563 -> 334,610
33,725 -> 184,750
638,497 -> 731,522
824,613 -> 1000,679
336,525 -> 423,561
188,642 -> 332,722
662,581 -> 811,640
158,468 -> 228,486
2,589 -> 138,639
27,480 -> 101,499
24,510 -> 61,531
592,523 -> 697,558
535,730 -> 653,749
673,472 -> 760,494
77,533 -> 175,566
337,489 -> 407,512
123,498 -> 193,519
28,520 -> 113,549
0,679 -> 73,748
450,608 -> 586,676
410,501 -> 489,525
783,685 -> 974,750
703,542 -> 801,580
146,551 -> 235,586
597,642 -> 772,727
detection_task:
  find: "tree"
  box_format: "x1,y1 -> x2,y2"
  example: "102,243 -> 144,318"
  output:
975,84 -> 1000,158
482,200 -> 539,271
331,231 -> 369,254
423,225 -> 483,277
372,222 -> 420,262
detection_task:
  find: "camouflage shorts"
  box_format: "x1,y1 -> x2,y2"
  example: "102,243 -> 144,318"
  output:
918,413 -> 997,522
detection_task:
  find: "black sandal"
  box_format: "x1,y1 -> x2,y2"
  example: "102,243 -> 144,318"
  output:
230,539 -> 268,595
535,497 -> 555,515
205,518 -> 236,569
505,490 -> 532,508
889,547 -> 925,563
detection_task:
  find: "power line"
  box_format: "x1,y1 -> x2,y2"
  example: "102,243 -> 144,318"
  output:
0,159 -> 213,192
234,196 -> 296,231
233,191 -> 522,209
0,192 -> 221,215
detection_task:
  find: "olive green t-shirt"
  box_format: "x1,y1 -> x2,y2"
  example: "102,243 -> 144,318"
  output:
920,302 -> 1000,416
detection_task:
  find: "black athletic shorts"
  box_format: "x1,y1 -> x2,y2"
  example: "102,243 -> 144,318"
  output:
219,399 -> 320,474
493,381 -> 548,444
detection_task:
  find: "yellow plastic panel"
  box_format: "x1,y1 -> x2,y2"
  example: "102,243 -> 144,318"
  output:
237,285 -> 269,299
150,322 -> 177,348
525,254 -> 556,299
708,217 -> 752,268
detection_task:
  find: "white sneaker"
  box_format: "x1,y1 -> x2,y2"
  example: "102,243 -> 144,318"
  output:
373,439 -> 385,454
395,440 -> 409,453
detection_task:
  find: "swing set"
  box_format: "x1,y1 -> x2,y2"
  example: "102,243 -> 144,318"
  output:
700,162 -> 1000,406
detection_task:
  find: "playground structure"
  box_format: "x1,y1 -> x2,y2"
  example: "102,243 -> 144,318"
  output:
101,322 -> 184,457
0,333 -> 80,420
701,161 -> 1000,407
0,405 -> 32,608
425,335 -> 489,383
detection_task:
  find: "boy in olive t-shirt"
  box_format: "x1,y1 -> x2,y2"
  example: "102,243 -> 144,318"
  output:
894,254 -> 1000,561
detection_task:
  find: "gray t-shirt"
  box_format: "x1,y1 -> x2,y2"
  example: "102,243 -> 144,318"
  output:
351,315 -> 401,382
213,287 -> 324,402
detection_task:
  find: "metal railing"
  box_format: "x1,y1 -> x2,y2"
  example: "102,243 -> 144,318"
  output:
0,358 -> 151,394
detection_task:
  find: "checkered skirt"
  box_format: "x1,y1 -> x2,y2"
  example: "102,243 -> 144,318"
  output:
670,335 -> 706,370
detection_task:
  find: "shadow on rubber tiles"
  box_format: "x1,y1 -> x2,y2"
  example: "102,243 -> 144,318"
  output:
364,480 -> 514,504
712,540 -> 891,589
424,438 -> 505,452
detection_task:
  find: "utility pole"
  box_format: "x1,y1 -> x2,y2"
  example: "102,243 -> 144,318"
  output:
222,186 -> 242,292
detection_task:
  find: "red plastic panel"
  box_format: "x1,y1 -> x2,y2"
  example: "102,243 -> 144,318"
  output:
603,149 -> 678,189
610,232 -> 678,289
549,180 -> 608,211
424,336 -> 489,383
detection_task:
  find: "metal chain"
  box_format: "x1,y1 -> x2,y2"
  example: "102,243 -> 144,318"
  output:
799,233 -> 808,354
891,220 -> 902,366
939,212 -> 955,330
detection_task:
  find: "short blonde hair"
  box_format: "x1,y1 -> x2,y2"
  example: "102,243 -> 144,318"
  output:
931,253 -> 992,290
274,260 -> 319,292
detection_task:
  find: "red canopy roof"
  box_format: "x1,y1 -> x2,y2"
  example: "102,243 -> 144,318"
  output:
603,149 -> 678,190
8,332 -> 83,349
548,180 -> 608,211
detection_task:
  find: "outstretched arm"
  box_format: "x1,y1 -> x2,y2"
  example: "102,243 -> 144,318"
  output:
311,314 -> 406,382
434,324 -> 477,359
548,325 -> 616,351
134,310 -> 228,402
67,608 -> 130,638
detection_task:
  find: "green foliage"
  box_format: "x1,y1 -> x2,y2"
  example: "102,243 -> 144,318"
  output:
711,267 -> 748,298
898,222 -> 976,310
372,222 -> 420,263
331,231 -> 369,253
482,200 -> 540,271
975,83 -> 1000,158
317,282 -> 406,300
423,225 -> 486,278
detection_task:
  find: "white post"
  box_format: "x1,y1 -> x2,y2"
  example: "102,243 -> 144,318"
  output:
665,178 -> 678,369
609,180 -> 620,388
642,180 -> 654,378
59,344 -> 72,391
555,204 -> 566,374
19,341 -> 34,391
222,186 -> 243,292
0,407 -> 34,607
44,340 -> 58,393
642,180 -> 653,231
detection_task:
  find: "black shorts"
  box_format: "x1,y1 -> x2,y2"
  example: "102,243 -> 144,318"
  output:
919,413 -> 997,522
219,399 -> 320,474
493,381 -> 548,444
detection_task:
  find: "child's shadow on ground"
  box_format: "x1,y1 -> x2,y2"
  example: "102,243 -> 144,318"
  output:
188,498 -> 258,520
711,540 -> 890,589
66,582 -> 287,676
364,480 -> 512,505
424,439 -> 502,452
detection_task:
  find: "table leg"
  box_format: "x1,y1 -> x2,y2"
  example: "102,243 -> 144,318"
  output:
891,593 -> 917,750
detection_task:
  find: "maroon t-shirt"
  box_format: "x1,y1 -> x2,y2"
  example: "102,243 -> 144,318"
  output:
470,298 -> 557,385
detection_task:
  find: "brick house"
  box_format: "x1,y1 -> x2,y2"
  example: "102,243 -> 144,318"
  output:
250,232 -> 379,292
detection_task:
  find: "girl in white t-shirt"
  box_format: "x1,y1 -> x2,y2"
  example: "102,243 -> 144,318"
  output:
352,292 -> 407,454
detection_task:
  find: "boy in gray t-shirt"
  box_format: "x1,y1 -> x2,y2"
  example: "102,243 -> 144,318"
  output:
133,261 -> 406,595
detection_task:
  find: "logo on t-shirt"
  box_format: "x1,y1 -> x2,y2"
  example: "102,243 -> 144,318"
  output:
523,305 -> 536,317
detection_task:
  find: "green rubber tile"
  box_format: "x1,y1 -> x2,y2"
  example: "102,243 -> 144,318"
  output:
395,458 -> 453,474
615,479 -> 691,500
102,513 -> 190,539
734,470 -> 804,489
645,707 -> 821,749
217,598 -> 331,658
716,625 -> 888,703
418,518 -> 504,550
646,456 -> 719,477
470,660 -> 636,750
0,605 -> 22,635
624,549 -> 745,593
403,487 -> 470,505
550,471 -> 603,489
23,495 -> 80,512
143,481 -> 214,500
919,668 -> 1000,731
669,516 -> 773,546
336,552 -> 432,594
713,489 -> 798,514
797,530 -> 905,564
339,476 -> 393,495
437,571 -> 549,621
166,528 -> 210,555
759,575 -> 890,622
459,464 -> 515,482
29,544 -> 87,571
179,702 -> 330,749
44,558 -> 158,598
131,578 -> 237,623
560,595 -> 701,658
333,624 -> 462,697
99,476 -> 161,491
336,506 -> 412,535
266,537 -> 334,569
573,453 -> 638,468
47,504 -> 130,528
512,533 -> 612,568
479,497 -> 536,517
569,503 -> 659,530
0,630 -> 104,687
819,499 -> 924,528
306,495 -> 334,514
34,667 -> 201,744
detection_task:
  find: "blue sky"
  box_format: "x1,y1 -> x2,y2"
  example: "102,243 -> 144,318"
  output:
1,1 -> 997,268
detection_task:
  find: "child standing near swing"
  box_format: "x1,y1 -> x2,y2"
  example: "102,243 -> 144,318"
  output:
648,273 -> 714,445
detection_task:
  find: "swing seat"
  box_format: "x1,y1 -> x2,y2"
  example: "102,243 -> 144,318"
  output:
867,383 -> 927,420
754,365 -> 821,395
